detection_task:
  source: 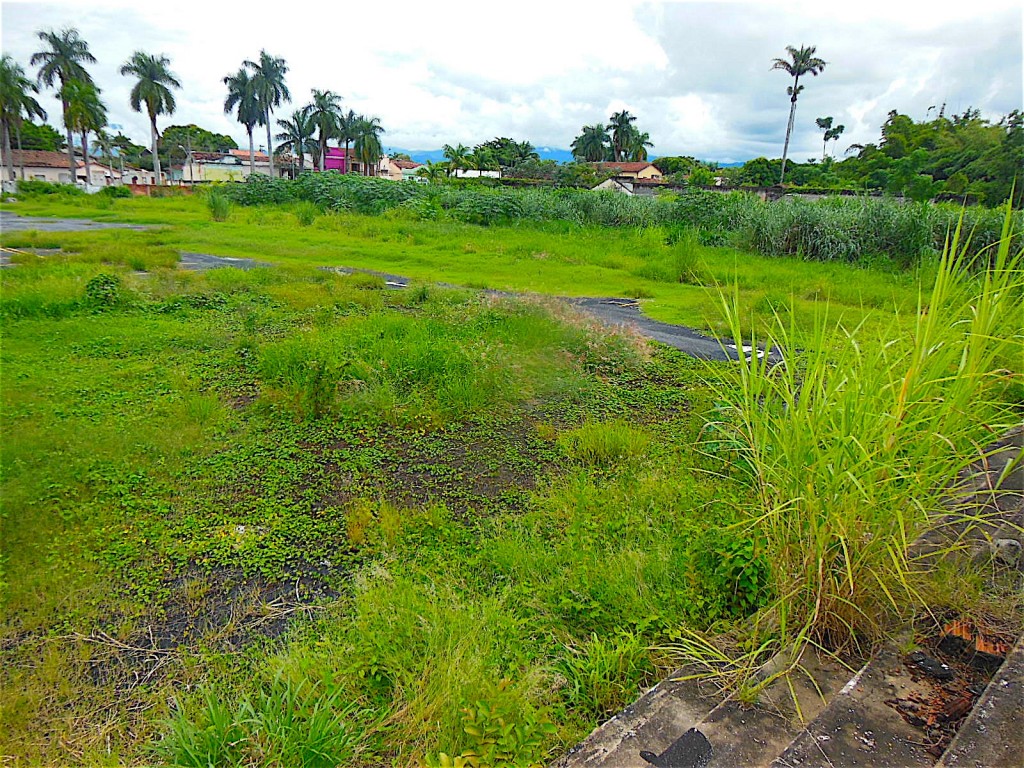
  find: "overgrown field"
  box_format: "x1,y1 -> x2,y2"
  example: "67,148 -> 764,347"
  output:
2,190 -> 939,344
0,235 -> 753,764
1,194 -> 1020,766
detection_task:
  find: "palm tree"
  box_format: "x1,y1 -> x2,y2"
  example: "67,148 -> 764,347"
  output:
442,143 -> 471,177
0,55 -> 47,182
571,123 -> 610,162
353,115 -> 384,176
244,50 -> 290,178
30,27 -> 96,182
470,147 -> 495,177
120,51 -> 181,184
626,130 -> 654,161
61,78 -> 106,186
416,160 -> 447,183
274,109 -> 316,174
607,111 -> 637,162
335,108 -> 358,173
306,89 -> 342,171
772,45 -> 826,183
223,68 -> 260,176
513,140 -> 539,166
93,128 -> 116,181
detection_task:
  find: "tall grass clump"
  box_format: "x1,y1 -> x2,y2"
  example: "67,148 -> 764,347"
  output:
205,188 -> 231,222
156,675 -> 361,767
687,205 -> 1022,683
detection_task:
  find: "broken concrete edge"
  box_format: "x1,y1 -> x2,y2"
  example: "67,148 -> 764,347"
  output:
934,632 -> 1024,768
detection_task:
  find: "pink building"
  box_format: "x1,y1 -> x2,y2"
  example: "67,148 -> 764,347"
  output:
323,147 -> 375,175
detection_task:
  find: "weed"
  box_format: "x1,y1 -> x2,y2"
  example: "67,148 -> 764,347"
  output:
557,421 -> 651,466
84,273 -> 123,307
206,189 -> 231,222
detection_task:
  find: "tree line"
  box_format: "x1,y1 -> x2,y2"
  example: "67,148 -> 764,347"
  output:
0,27 -> 388,184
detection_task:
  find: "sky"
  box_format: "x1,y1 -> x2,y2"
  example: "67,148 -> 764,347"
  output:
2,0 -> 1021,164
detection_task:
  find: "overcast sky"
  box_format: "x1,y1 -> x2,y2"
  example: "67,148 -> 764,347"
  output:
2,0 -> 1021,163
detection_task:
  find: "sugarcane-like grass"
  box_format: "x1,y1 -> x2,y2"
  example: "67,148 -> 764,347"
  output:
673,206 -> 1023,695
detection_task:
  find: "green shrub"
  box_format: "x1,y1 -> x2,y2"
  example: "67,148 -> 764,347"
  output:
83,273 -> 123,307
97,185 -> 132,199
688,528 -> 772,621
15,179 -> 85,198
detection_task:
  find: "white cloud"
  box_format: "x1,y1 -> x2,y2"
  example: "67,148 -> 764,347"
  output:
2,0 -> 1020,162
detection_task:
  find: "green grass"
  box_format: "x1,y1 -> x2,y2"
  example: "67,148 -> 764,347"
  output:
1,194 -> 1019,766
1,193 -> 927,344
0,236 -> 739,764
668,207 -> 1024,693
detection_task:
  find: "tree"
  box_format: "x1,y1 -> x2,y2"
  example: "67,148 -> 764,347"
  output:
416,160 -> 448,183
607,110 -> 638,162
61,78 -> 106,186
469,147 -> 496,176
162,124 -> 237,153
815,116 -> 833,160
353,115 -> 384,176
0,55 -> 47,182
476,137 -> 538,169
336,108 -> 358,173
772,45 -> 826,183
571,123 -> 610,162
16,120 -> 62,152
244,50 -> 290,178
31,27 -> 96,182
442,142 -> 471,177
223,67 -> 260,176
625,129 -> 653,161
274,109 -> 316,174
120,51 -> 181,184
306,89 -> 342,171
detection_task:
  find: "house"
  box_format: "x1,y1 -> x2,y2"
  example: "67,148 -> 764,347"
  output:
593,162 -> 662,181
175,149 -> 296,182
379,155 -> 423,181
5,149 -> 82,184
323,147 -> 375,176
592,178 -> 634,195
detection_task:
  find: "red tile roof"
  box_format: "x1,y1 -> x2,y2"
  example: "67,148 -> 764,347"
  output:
229,148 -> 270,161
393,159 -> 422,169
9,149 -> 80,169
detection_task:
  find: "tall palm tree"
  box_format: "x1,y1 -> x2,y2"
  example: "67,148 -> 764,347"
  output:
223,68 -> 260,176
119,51 -> 181,184
607,111 -> 637,162
274,109 -> 316,174
442,142 -> 471,177
571,123 -> 610,162
353,115 -> 384,176
61,78 -> 106,186
244,50 -> 290,178
0,55 -> 47,182
30,27 -> 96,182
772,45 -> 826,183
306,89 -> 342,171
335,108 -> 358,173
